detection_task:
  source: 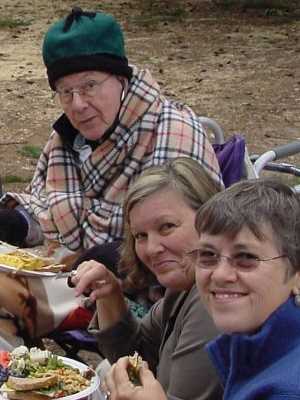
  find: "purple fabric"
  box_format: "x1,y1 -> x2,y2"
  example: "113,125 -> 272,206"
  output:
59,329 -> 97,343
213,135 -> 245,188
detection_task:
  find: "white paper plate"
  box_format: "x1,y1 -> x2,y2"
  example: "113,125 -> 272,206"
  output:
0,242 -> 56,277
0,263 -> 56,277
0,242 -> 18,255
1,356 -> 100,400
56,356 -> 100,400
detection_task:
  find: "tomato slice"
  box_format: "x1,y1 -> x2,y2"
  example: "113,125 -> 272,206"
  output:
0,351 -> 10,368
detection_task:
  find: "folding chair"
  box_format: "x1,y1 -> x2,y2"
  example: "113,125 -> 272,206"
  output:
200,116 -> 300,190
199,116 -> 257,187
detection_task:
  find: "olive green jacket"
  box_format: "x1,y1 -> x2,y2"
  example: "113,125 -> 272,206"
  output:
89,285 -> 223,400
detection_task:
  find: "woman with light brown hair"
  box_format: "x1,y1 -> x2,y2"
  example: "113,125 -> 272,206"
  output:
71,157 -> 223,400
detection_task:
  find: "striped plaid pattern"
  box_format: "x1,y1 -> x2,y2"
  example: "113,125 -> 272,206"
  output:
5,67 -> 223,250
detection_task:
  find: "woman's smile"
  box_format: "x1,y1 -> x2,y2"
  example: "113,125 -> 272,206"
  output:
212,290 -> 247,302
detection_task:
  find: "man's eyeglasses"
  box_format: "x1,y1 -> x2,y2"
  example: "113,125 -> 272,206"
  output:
54,75 -> 112,105
185,248 -> 287,272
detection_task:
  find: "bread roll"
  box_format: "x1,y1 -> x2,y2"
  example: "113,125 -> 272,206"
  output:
7,374 -> 58,391
7,391 -> 50,400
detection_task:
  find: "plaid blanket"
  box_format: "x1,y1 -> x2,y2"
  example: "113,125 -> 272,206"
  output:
4,67 -> 222,250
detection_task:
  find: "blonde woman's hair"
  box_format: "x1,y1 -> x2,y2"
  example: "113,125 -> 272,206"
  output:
119,157 -> 220,289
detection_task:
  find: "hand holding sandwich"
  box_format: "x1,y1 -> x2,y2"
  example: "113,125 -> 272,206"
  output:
104,356 -> 167,400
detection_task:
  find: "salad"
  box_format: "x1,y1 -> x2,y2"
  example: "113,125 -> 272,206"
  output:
0,346 -> 95,399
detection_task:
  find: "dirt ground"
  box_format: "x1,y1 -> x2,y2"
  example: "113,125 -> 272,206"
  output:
1,0 -> 300,192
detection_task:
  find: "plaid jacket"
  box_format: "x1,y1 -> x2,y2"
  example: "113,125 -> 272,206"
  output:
5,67 -> 222,250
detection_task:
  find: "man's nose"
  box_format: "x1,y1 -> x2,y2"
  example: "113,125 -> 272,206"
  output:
70,91 -> 88,110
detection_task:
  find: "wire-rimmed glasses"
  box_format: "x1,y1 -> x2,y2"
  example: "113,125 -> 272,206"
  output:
53,75 -> 112,105
184,248 -> 287,272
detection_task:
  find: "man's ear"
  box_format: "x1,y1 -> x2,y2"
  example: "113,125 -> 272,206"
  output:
117,76 -> 127,86
116,76 -> 128,102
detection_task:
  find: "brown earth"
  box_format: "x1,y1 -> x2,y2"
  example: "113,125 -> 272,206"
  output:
1,0 -> 300,192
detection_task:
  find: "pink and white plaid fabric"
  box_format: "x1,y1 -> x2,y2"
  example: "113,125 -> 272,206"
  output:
5,67 -> 222,250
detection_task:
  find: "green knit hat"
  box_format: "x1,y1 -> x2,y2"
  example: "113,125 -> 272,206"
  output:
42,7 -> 132,90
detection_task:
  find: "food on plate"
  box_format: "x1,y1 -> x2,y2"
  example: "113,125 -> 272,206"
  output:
6,391 -> 51,400
0,250 -> 52,270
0,351 -> 10,368
127,352 -> 143,386
0,345 -> 95,399
0,248 -> 63,272
7,374 -> 58,391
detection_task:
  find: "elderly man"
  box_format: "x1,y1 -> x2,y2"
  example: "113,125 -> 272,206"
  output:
0,7 -> 221,255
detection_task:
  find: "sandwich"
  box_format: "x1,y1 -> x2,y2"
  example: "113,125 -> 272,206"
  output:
5,374 -> 59,399
7,392 -> 51,400
127,352 -> 143,386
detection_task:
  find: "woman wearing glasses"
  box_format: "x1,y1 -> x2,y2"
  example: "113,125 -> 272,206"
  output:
71,157 -> 223,400
106,178 -> 300,400
193,178 -> 300,399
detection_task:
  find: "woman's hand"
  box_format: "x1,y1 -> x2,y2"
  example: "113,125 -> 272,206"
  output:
70,260 -> 122,301
70,260 -> 128,329
103,356 -> 167,400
